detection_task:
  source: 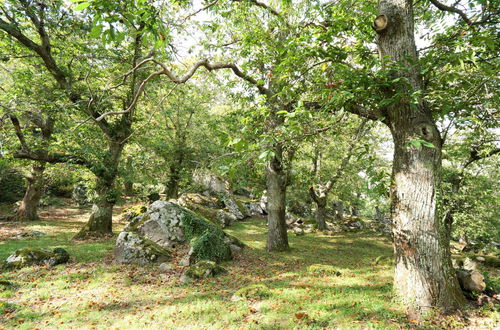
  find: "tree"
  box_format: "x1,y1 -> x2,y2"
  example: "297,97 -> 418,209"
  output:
0,0 -> 158,237
309,119 -> 368,230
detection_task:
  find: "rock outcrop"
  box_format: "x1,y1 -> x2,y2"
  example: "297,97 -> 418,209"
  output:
115,201 -> 244,266
3,247 -> 69,269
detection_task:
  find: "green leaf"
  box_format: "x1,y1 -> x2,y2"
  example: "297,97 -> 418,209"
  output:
74,2 -> 91,11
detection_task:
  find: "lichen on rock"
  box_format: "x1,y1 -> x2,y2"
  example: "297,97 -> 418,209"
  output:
183,260 -> 226,281
114,231 -> 170,266
115,201 -> 241,266
3,247 -> 70,269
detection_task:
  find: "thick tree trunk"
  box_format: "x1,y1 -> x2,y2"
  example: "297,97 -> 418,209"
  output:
12,164 -> 45,221
376,0 -> 465,316
74,141 -> 124,240
266,144 -> 289,251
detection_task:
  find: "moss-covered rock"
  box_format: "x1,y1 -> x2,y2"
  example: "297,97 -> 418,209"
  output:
121,205 -> 147,222
307,264 -> 341,276
114,231 -> 170,266
232,284 -> 271,301
3,247 -> 69,269
116,201 -> 239,265
183,260 -> 226,281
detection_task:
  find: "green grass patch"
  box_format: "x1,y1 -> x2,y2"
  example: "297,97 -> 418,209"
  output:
0,205 -> 497,329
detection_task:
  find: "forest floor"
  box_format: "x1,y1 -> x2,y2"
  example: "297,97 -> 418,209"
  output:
0,202 -> 498,329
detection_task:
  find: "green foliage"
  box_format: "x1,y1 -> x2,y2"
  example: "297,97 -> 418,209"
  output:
0,160 -> 25,203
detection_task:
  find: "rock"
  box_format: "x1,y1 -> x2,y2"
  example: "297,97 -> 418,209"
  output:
3,247 -> 69,269
230,244 -> 243,255
13,230 -> 46,239
178,193 -> 242,226
183,260 -> 226,281
307,264 -> 341,276
178,193 -> 223,209
117,201 -> 237,264
114,231 -> 170,266
193,170 -> 230,194
476,256 -> 485,262
456,268 -> 486,293
477,294 -> 496,307
243,201 -> 265,216
292,227 -> 305,236
304,225 -> 316,234
159,262 -> 174,272
120,205 -> 147,222
259,193 -> 268,214
219,193 -> 248,220
344,217 -> 364,230
231,284 -> 271,301
464,257 -> 479,271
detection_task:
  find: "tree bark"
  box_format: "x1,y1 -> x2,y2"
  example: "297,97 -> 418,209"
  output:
315,200 -> 328,231
74,141 -> 124,239
265,143 -> 289,251
165,148 -> 185,199
124,157 -> 134,196
376,0 -> 465,316
12,164 -> 45,221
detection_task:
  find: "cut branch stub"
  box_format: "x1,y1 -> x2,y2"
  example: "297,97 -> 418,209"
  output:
372,15 -> 388,33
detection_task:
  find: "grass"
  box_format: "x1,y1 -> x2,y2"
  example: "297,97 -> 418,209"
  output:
0,204 -> 498,329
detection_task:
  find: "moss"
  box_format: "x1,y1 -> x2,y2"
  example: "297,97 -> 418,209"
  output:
3,248 -> 69,270
121,205 -> 147,220
180,207 -> 233,263
234,199 -> 247,216
232,284 -> 271,300
183,203 -> 223,228
307,264 -> 341,276
140,235 -> 171,260
185,260 -> 226,279
126,214 -> 151,232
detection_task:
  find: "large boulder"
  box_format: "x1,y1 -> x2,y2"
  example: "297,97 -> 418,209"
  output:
456,268 -> 486,293
193,170 -> 230,194
114,231 -> 170,265
178,193 -> 235,227
218,193 -> 248,220
3,248 -> 69,269
115,201 -> 240,266
243,201 -> 265,216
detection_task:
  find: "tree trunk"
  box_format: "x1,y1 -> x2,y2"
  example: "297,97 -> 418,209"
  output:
265,144 -> 289,251
165,166 -> 180,199
165,149 -> 184,199
334,201 -> 344,221
12,164 -> 45,221
124,157 -> 134,196
74,141 -> 124,239
376,0 -> 465,316
315,199 -> 328,231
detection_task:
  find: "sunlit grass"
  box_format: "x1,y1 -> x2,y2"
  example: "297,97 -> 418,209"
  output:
0,206 -> 497,329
